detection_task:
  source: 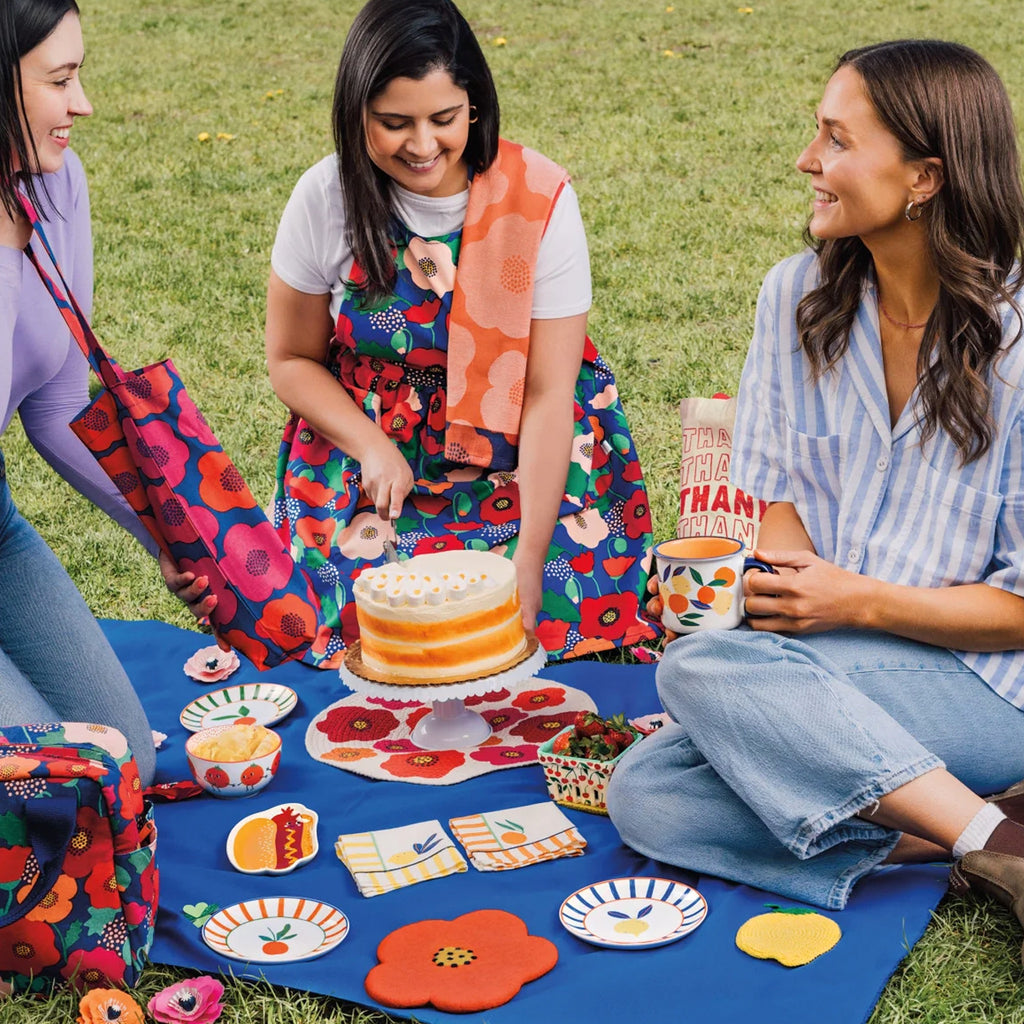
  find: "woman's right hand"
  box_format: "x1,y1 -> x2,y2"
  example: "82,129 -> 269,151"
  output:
158,550 -> 230,650
645,576 -> 680,645
359,435 -> 414,520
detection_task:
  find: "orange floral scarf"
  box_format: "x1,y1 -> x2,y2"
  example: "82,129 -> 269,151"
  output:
444,139 -> 570,470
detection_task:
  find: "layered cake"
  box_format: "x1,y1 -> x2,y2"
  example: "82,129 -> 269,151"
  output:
351,550 -> 529,683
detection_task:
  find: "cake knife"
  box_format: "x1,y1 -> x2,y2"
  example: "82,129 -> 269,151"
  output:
382,519 -> 400,563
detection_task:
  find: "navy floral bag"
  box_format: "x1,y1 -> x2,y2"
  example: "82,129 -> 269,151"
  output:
0,723 -> 158,994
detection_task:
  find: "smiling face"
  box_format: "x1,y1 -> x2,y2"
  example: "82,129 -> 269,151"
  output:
795,65 -> 924,245
16,10 -> 92,175
364,67 -> 471,198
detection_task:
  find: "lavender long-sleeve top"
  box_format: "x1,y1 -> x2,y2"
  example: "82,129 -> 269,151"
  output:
0,151 -> 156,552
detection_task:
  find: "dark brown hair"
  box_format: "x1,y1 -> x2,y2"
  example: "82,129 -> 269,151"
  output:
0,0 -> 80,219
332,0 -> 499,306
795,39 -> 1024,463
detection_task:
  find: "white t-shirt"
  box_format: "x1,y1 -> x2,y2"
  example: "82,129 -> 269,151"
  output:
271,154 -> 592,321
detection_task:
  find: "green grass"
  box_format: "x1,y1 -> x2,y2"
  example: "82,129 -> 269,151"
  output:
5,0 -> 1024,1019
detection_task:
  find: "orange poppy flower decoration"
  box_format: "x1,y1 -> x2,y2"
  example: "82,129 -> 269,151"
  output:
77,988 -> 145,1024
364,909 -> 557,1013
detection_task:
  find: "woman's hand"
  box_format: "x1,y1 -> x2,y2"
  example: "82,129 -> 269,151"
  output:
512,547 -> 544,634
158,550 -> 230,650
743,548 -> 869,634
645,575 -> 680,645
359,435 -> 414,520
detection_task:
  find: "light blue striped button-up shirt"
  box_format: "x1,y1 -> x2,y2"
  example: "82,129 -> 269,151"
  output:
733,250 -> 1024,707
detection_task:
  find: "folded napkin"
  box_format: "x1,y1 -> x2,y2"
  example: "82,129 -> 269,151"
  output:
335,819 -> 468,898
448,801 -> 586,871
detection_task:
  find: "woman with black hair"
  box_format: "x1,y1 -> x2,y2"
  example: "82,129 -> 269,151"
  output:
259,0 -> 657,666
609,40 -> 1024,945
0,0 -> 154,784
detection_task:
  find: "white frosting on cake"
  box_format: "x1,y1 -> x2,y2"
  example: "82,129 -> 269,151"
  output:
352,550 -> 528,682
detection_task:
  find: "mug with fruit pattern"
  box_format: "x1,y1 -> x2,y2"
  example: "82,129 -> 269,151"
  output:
654,537 -> 774,634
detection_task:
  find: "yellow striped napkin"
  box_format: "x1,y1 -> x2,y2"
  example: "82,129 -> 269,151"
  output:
334,819 -> 468,897
448,801 -> 587,871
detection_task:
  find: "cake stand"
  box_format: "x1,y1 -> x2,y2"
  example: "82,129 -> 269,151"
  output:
340,638 -> 547,750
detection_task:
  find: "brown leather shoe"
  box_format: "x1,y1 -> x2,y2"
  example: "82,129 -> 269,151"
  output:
950,850 -> 1024,964
987,780 -> 1024,824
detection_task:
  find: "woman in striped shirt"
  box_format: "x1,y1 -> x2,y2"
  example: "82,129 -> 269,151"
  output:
608,40 -> 1024,936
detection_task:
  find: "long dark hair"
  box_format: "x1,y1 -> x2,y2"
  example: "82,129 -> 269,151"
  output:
795,39 -> 1024,463
0,0 -> 80,220
332,0 -> 499,305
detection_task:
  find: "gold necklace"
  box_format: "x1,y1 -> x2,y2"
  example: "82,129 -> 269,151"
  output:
879,301 -> 928,331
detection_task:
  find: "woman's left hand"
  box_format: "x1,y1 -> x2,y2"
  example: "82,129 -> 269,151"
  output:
158,550 -> 231,651
744,548 -> 870,634
512,548 -> 544,635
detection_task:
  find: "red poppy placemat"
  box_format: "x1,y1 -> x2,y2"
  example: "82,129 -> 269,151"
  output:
304,681 -> 596,784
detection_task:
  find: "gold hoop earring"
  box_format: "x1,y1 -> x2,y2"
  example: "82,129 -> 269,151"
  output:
905,198 -> 925,222
468,105 -> 479,124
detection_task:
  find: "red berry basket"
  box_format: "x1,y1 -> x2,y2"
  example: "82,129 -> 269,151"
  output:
537,726 -> 630,816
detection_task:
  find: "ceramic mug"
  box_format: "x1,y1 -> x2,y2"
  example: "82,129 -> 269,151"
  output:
654,536 -> 775,634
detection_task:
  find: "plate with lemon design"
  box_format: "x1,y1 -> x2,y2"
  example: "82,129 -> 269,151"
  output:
559,877 -> 707,949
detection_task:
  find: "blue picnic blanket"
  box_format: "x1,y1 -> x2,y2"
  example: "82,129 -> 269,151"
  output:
103,619 -> 948,1024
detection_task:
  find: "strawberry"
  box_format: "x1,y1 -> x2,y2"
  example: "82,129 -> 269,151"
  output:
574,734 -> 620,761
603,713 -> 636,751
574,710 -> 605,739
552,730 -> 573,755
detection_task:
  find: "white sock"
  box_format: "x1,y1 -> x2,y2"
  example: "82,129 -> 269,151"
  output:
952,803 -> 1007,859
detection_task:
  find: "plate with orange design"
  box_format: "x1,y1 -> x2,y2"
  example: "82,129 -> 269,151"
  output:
202,896 -> 349,963
179,683 -> 298,732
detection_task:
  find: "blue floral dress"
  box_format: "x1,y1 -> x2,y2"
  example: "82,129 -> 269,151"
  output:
272,221 -> 657,667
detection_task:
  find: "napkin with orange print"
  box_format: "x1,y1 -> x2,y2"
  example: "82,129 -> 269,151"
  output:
335,819 -> 467,897
448,801 -> 586,871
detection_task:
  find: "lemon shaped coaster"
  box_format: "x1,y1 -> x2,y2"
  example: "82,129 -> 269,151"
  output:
735,904 -> 841,967
227,803 -> 319,875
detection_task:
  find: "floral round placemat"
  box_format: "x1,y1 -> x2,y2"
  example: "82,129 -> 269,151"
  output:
304,680 -> 596,784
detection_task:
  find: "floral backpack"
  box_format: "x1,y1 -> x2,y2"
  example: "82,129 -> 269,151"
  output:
0,723 -> 158,994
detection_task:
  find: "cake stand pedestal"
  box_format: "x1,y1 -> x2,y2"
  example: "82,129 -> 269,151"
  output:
340,638 -> 547,751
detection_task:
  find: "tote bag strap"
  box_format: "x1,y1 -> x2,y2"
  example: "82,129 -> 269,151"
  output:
18,193 -> 124,392
0,792 -> 79,928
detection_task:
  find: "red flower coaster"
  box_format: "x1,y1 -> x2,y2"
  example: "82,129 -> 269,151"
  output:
365,909 -> 557,1012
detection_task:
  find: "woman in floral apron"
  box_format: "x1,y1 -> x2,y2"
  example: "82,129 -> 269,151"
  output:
265,0 -> 657,668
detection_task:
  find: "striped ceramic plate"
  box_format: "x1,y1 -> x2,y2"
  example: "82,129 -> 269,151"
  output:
179,683 -> 298,732
559,876 -> 707,949
202,896 -> 349,963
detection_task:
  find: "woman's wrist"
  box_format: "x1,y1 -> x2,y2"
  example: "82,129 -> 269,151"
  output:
847,573 -> 885,631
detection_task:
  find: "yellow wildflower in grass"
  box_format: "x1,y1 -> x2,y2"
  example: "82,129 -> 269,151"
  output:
196,131 -> 211,142
493,36 -> 507,46
216,132 -> 235,141
665,5 -> 674,10
663,49 -> 675,57
737,6 -> 754,12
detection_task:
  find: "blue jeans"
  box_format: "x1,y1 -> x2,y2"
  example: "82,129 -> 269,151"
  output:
606,627 -> 1024,909
0,451 -> 155,786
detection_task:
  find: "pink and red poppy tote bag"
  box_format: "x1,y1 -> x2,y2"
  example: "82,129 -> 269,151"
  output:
22,197 -> 318,669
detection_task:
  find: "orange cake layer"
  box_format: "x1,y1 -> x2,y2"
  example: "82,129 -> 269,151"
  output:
352,550 -> 528,682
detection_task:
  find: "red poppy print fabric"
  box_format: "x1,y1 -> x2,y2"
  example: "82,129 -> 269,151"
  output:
0,723 -> 158,996
273,212 -> 658,668
305,685 -> 596,784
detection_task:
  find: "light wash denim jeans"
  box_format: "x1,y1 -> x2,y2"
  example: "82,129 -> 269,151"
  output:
0,451 -> 155,786
606,627 -> 1024,909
